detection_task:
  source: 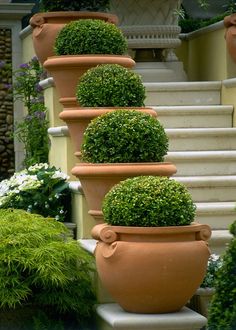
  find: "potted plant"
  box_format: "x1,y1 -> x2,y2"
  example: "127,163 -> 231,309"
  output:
43,19 -> 134,108
91,175 -> 211,314
188,254 -> 221,318
71,109 -> 176,221
59,63 -> 157,156
30,0 -> 118,65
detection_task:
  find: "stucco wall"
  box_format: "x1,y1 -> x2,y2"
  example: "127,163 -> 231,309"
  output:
176,21 -> 230,81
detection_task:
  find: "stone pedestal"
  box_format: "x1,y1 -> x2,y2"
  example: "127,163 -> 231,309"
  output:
97,304 -> 207,330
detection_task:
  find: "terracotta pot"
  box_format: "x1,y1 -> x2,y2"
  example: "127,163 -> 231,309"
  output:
59,107 -> 157,158
91,222 -> 211,314
30,11 -> 118,65
224,13 -> 236,63
71,162 -> 177,222
43,55 -> 135,108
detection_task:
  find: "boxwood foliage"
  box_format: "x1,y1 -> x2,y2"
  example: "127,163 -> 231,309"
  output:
207,221 -> 236,330
81,110 -> 168,163
0,209 -> 96,320
54,19 -> 127,55
40,0 -> 110,12
102,176 -> 196,227
76,64 -> 145,107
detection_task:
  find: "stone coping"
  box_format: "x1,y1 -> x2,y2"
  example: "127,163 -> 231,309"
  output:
223,77 -> 236,88
0,3 -> 34,19
180,20 -> 224,41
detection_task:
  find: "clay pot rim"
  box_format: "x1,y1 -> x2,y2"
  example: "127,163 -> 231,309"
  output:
30,11 -> 118,27
44,54 -> 135,69
59,107 -> 156,120
72,162 -> 177,178
73,161 -> 174,167
91,222 -> 212,243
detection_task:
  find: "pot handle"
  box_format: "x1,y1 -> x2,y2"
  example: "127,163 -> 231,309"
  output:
100,242 -> 118,259
195,224 -> 211,241
91,224 -> 118,243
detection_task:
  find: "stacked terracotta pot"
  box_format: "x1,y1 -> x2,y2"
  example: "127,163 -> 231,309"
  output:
30,10 -> 212,315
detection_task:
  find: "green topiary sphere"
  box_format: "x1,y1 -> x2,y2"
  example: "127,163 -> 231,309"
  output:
102,176 -> 196,227
54,19 -> 127,55
40,0 -> 110,12
81,110 -> 169,163
76,64 -> 145,107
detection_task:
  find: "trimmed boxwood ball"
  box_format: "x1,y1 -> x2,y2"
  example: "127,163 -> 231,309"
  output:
40,0 -> 110,12
81,110 -> 169,163
76,64 -> 145,107
102,176 -> 196,227
54,19 -> 127,55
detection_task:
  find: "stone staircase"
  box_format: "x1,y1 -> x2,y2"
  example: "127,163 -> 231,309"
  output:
144,81 -> 236,255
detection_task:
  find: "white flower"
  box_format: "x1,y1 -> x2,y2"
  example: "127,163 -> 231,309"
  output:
0,180 -> 10,197
51,170 -> 69,180
18,175 -> 42,191
0,195 -> 10,207
28,163 -> 49,173
209,254 -> 220,262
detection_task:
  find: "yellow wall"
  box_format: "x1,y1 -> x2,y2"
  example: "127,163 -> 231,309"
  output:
21,28 -> 35,63
176,24 -> 229,81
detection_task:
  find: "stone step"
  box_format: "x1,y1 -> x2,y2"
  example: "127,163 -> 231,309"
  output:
154,105 -> 233,128
208,229 -> 233,255
166,128 -> 236,151
174,175 -> 236,203
195,202 -> 236,230
144,81 -> 221,106
166,151 -> 236,176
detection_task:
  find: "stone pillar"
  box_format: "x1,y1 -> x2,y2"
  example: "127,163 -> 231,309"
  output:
0,2 -> 35,171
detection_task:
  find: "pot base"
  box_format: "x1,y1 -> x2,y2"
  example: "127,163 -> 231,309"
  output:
97,304 -> 207,329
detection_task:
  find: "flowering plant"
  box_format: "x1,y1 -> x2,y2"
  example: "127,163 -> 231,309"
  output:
5,56 -> 49,167
0,163 -> 71,222
200,254 -> 222,288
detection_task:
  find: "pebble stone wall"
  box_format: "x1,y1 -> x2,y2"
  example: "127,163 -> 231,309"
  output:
0,28 -> 14,181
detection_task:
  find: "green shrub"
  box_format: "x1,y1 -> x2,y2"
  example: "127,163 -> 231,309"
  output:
40,0 -> 110,12
81,110 -> 168,163
54,19 -> 127,55
0,209 -> 96,320
76,64 -> 145,107
102,176 -> 196,227
207,221 -> 236,330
